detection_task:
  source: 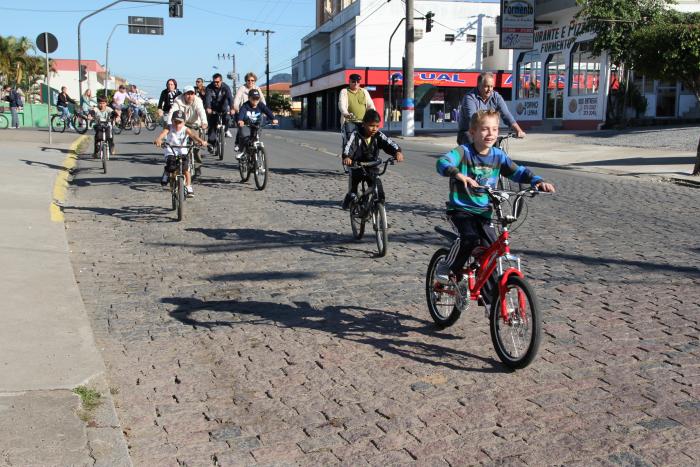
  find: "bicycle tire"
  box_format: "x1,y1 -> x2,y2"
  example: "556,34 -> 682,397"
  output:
101,142 -> 108,174
112,120 -> 122,135
373,202 -> 388,257
349,200 -> 365,240
0,114 -> 8,129
73,114 -> 88,134
238,151 -> 251,182
425,248 -> 461,328
489,275 -> 541,369
51,115 -> 66,133
253,147 -> 268,190
176,176 -> 184,221
145,114 -> 156,131
131,115 -> 141,135
170,177 -> 177,211
217,127 -> 225,160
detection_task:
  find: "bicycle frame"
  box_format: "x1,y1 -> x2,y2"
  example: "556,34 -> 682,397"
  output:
352,158 -> 392,218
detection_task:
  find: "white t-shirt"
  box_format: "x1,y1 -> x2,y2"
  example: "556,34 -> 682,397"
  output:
112,91 -> 127,107
163,125 -> 188,158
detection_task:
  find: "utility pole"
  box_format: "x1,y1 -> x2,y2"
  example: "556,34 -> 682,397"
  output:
402,0 -> 415,136
217,53 -> 237,94
246,28 -> 275,101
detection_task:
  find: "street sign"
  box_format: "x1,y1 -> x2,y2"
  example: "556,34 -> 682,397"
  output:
128,16 -> 164,35
36,32 -> 58,54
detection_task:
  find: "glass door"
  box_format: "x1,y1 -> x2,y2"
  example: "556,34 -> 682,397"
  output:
545,53 -> 565,119
656,80 -> 677,117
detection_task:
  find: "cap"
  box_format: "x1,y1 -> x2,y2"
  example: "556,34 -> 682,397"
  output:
183,85 -> 195,93
349,73 -> 362,82
171,110 -> 185,122
248,89 -> 261,99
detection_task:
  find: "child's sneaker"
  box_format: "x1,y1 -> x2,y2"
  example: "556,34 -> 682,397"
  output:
341,193 -> 356,210
186,185 -> 194,197
435,260 -> 451,285
160,171 -> 169,186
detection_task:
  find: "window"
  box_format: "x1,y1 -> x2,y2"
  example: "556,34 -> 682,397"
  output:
482,42 -> 488,59
488,41 -> 494,57
349,34 -> 355,59
516,51 -> 542,99
334,42 -> 341,65
569,41 -> 600,96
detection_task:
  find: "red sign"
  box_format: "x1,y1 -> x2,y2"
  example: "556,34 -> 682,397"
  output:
345,70 -> 513,88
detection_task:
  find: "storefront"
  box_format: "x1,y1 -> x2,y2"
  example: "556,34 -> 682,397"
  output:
291,68 -> 512,131
512,14 -> 610,130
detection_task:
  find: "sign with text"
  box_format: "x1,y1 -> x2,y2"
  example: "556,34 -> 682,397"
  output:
500,0 -> 535,49
128,16 -> 164,35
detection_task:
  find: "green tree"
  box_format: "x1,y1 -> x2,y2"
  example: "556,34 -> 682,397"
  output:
267,92 -> 292,114
0,36 -> 47,90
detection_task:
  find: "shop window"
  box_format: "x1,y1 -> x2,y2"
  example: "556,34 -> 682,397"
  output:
516,51 -> 542,99
569,41 -> 600,96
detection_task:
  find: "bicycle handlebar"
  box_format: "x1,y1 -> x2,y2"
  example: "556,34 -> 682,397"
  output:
473,185 -> 551,225
351,157 -> 395,176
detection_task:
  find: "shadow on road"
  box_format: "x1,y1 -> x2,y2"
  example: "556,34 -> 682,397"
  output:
164,297 -> 506,373
64,204 -> 176,223
20,159 -> 68,171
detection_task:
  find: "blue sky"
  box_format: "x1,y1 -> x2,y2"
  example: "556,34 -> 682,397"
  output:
0,0 -> 315,97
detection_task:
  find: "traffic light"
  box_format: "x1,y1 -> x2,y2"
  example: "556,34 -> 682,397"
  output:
425,11 -> 434,33
169,0 -> 183,18
79,64 -> 88,82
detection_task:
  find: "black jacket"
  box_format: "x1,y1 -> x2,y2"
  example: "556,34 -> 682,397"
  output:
204,82 -> 233,110
5,89 -> 21,107
158,88 -> 182,113
343,129 -> 401,163
57,92 -> 76,108
236,101 -> 275,125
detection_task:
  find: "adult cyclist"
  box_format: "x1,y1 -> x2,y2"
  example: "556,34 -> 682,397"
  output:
204,73 -> 234,152
338,73 -> 375,148
457,71 -> 526,145
168,85 -> 208,177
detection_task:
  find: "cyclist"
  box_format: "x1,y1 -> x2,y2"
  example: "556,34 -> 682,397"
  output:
204,73 -> 234,150
111,85 -> 128,123
434,109 -> 554,292
126,84 -> 146,122
233,72 -> 266,153
195,77 -> 207,102
90,96 -> 115,158
157,78 -> 181,122
168,85 -> 208,175
341,109 -> 403,210
56,86 -> 77,126
457,72 -> 526,145
338,73 -> 375,149
235,88 -> 277,150
155,110 -> 205,197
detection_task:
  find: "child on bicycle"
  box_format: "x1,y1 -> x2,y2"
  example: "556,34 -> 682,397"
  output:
90,97 -> 115,158
434,109 -> 555,295
235,88 -> 278,159
341,109 -> 404,209
154,110 -> 205,197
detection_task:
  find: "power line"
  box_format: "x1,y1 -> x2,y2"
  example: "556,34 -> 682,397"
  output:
0,5 -> 151,13
187,4 -> 312,28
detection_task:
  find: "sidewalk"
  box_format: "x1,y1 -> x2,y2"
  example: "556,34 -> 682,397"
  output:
0,129 -> 131,466
394,127 -> 700,187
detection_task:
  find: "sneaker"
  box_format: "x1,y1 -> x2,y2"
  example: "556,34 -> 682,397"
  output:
235,152 -> 244,160
225,130 -> 232,138
207,144 -> 215,154
341,193 -> 356,210
435,260 -> 452,285
234,145 -> 240,152
186,185 -> 194,197
160,171 -> 169,186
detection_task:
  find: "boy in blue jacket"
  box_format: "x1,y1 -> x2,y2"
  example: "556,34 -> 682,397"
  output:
435,109 -> 555,290
235,88 -> 277,158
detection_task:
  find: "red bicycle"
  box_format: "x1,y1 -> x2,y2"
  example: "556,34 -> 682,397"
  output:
425,186 -> 547,369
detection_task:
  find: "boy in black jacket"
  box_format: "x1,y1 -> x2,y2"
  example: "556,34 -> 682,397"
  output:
341,109 -> 404,209
235,88 -> 278,158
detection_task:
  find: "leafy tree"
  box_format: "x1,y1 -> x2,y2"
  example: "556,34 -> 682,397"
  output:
0,35 -> 47,90
267,92 -> 292,114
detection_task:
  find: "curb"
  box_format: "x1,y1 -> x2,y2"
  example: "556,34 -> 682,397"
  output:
51,135 -> 88,222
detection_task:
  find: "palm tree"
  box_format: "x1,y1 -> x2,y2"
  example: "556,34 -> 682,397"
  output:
0,35 -> 46,88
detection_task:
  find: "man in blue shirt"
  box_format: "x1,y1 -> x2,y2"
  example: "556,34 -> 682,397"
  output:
457,72 -> 526,145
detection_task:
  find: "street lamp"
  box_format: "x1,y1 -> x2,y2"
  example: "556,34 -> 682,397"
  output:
105,23 -> 128,92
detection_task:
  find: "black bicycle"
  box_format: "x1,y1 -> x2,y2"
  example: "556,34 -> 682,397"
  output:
348,157 -> 395,257
51,106 -> 89,134
94,121 -> 112,174
238,121 -> 273,190
211,111 -> 226,161
161,142 -> 195,221
186,123 -> 206,180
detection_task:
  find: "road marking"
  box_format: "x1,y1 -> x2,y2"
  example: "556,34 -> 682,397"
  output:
50,135 -> 88,222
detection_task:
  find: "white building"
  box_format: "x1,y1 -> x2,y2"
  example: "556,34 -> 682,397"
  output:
291,0 -> 512,130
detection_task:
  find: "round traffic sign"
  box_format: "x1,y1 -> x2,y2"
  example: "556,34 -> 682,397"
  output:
36,32 -> 58,54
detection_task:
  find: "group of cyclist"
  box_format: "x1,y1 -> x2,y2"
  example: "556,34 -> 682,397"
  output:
337,71 -> 555,294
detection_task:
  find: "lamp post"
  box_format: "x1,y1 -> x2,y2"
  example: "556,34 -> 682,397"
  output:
105,23 -> 128,92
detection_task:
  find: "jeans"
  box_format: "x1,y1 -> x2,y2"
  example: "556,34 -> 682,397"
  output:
342,121 -> 360,150
207,110 -> 231,145
347,168 -> 384,202
58,105 -> 71,121
10,106 -> 19,128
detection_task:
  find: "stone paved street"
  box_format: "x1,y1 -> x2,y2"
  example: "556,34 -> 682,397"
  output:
65,129 -> 700,466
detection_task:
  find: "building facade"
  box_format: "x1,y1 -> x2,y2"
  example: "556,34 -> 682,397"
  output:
291,0 -> 511,131
511,0 -> 700,130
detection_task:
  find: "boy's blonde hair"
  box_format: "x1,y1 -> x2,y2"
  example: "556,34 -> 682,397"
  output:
469,109 -> 500,130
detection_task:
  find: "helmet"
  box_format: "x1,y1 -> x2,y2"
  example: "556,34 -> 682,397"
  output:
171,110 -> 185,122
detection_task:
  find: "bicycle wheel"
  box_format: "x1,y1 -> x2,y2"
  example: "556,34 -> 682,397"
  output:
349,199 -> 365,240
170,177 -> 177,211
373,202 -> 388,257
131,115 -> 141,135
74,114 -> 88,134
238,151 -> 251,182
425,248 -> 461,328
176,176 -> 185,221
51,115 -> 66,133
217,128 -> 225,160
253,147 -> 268,190
489,275 -> 541,369
112,118 -> 122,135
0,114 -> 8,129
101,142 -> 108,174
145,114 -> 156,131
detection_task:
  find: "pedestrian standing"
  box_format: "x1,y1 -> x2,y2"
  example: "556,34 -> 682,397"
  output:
3,84 -> 22,128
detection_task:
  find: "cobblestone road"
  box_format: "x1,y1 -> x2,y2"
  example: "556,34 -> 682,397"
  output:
65,130 -> 700,466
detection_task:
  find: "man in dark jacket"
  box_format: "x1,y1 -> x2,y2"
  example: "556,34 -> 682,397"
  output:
204,73 -> 234,147
3,85 -> 22,129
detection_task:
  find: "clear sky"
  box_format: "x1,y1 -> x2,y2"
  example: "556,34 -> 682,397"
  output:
0,0 -> 315,97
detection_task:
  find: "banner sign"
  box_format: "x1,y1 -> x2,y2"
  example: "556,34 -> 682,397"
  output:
500,0 -> 535,49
